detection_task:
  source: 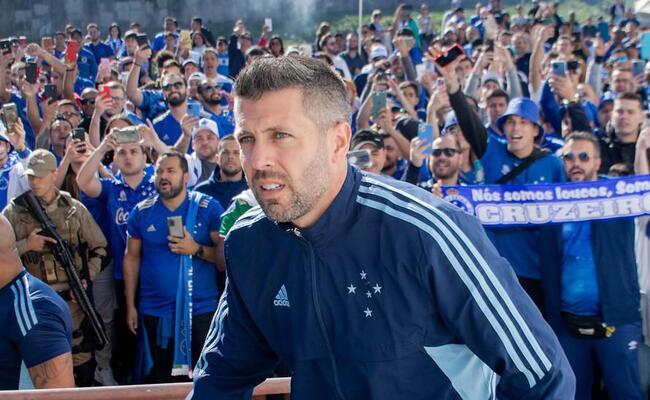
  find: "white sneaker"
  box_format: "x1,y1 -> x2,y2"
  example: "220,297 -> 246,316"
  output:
94,366 -> 118,386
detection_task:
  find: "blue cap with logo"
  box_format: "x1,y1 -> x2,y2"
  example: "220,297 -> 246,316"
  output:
496,97 -> 544,137
442,112 -> 458,134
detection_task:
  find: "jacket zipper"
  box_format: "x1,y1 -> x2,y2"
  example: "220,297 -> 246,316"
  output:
294,228 -> 346,400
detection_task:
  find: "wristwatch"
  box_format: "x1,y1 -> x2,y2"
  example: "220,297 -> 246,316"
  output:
194,245 -> 204,258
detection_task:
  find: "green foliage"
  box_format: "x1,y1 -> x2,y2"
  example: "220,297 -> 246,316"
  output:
207,0 -> 606,45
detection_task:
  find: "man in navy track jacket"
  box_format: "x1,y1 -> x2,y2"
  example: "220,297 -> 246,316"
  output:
189,56 -> 575,400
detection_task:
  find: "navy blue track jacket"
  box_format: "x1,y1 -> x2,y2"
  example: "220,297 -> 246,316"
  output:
189,167 -> 575,399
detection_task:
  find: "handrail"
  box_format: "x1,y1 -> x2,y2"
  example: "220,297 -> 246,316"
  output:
0,377 -> 291,399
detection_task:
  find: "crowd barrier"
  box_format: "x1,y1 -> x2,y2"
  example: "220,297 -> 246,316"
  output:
0,377 -> 291,400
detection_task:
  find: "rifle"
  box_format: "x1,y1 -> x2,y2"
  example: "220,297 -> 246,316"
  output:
16,190 -> 108,350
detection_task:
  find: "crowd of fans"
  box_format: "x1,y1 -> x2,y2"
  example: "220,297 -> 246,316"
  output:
0,0 -> 649,398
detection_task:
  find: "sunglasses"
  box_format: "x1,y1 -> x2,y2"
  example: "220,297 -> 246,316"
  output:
561,152 -> 594,162
80,98 -> 96,105
162,81 -> 185,91
432,148 -> 459,157
200,84 -> 220,92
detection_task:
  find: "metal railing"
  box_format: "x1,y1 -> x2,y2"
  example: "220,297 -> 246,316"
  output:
0,377 -> 291,400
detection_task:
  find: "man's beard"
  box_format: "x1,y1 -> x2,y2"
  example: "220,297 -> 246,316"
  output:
203,95 -> 222,106
221,164 -> 242,178
156,178 -> 184,199
167,93 -> 187,107
250,150 -> 329,223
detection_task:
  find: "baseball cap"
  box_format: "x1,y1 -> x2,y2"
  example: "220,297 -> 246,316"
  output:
124,30 -> 138,40
442,113 -> 459,133
496,97 -> 544,137
24,149 -> 57,177
481,72 -> 503,88
188,72 -> 206,83
0,131 -> 13,153
369,45 -> 388,61
183,59 -> 198,67
192,118 -> 219,138
286,46 -> 301,56
351,130 -> 384,151
598,93 -> 615,110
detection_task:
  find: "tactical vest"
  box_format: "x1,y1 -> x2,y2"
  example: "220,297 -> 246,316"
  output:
10,191 -> 87,288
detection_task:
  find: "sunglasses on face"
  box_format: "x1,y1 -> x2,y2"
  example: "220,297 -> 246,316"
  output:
80,98 -> 96,105
432,148 -> 459,157
200,85 -> 219,92
162,81 -> 185,91
561,152 -> 593,162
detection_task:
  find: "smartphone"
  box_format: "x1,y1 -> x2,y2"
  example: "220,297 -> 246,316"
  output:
167,216 -> 184,238
551,60 -> 567,76
99,85 -> 111,98
418,123 -> 434,155
640,34 -> 650,61
435,44 -> 465,67
598,20 -> 611,42
70,127 -> 85,142
633,59 -> 646,77
265,18 -> 273,32
0,39 -> 11,55
485,39 -> 495,52
567,60 -> 579,73
435,78 -> 447,90
41,36 -> 53,50
65,40 -> 79,63
347,149 -> 372,169
187,102 -> 201,117
136,33 -> 148,47
25,62 -> 38,84
179,30 -> 192,48
371,91 -> 387,119
114,126 -> 141,144
43,84 -> 57,101
1,103 -> 18,127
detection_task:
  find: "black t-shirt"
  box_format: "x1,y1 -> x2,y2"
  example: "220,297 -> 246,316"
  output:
599,136 -> 637,174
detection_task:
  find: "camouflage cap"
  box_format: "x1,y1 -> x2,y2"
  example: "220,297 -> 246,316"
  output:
24,149 -> 57,177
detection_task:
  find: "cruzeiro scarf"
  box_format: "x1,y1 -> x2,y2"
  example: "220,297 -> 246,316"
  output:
171,191 -> 206,376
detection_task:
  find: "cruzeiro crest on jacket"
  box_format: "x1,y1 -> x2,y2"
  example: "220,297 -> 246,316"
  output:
347,269 -> 382,318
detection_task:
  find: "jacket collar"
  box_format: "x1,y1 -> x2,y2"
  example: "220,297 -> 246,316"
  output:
279,165 -> 361,247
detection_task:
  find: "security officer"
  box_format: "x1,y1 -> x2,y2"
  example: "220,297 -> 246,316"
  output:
2,149 -> 107,387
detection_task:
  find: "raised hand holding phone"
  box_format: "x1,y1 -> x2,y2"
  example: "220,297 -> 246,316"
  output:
65,40 -> 79,64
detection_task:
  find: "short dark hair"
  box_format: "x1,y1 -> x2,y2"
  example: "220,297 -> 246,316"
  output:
564,131 -> 601,157
218,134 -> 237,150
234,56 -> 351,131
158,150 -> 188,173
245,46 -> 267,59
615,92 -> 643,110
155,50 -> 176,69
486,89 -> 509,103
396,28 -> 415,37
398,80 -> 418,94
192,17 -> 202,24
